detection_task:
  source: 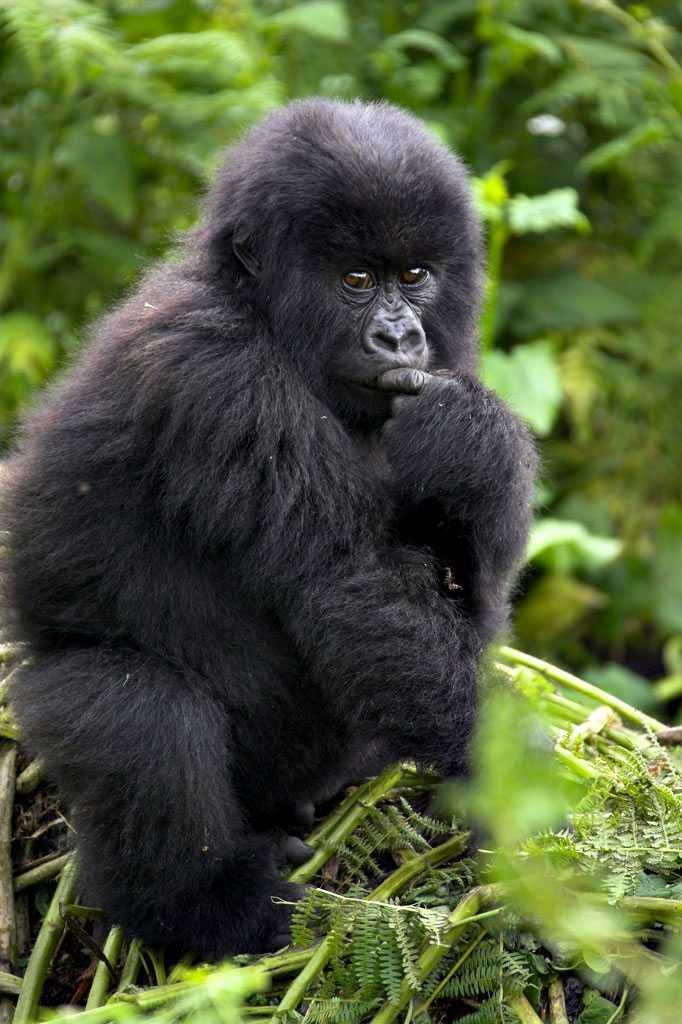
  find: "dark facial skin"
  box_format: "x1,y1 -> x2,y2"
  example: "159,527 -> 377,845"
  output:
326,264 -> 434,427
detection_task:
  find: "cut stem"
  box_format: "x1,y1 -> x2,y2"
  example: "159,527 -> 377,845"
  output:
13,856 -> 77,1024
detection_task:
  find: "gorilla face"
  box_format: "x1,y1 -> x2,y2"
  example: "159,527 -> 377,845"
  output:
323,262 -> 434,428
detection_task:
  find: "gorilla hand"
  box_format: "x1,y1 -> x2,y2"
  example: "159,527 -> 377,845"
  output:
380,368 -> 537,641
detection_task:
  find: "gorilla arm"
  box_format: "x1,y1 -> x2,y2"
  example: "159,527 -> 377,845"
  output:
379,370 -> 538,646
161,352 -> 481,775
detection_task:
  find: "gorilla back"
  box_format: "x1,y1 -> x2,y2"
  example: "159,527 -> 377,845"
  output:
1,99 -> 536,957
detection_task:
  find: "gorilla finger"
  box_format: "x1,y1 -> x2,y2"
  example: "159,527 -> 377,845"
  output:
284,835 -> 315,866
375,368 -> 425,395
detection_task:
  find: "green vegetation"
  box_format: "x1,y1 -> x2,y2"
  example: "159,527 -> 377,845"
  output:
2,1 -> 682,1020
2,650 -> 681,1022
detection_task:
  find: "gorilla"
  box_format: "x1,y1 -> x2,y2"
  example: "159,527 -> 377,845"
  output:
1,99 -> 535,958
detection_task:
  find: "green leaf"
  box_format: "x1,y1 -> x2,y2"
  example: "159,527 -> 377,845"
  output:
508,188 -> 589,235
481,340 -> 563,436
515,574 -> 608,645
580,119 -> 666,174
511,273 -> 637,336
265,2 -> 349,44
577,989 -> 619,1024
527,518 -> 622,573
382,30 -> 465,71
59,122 -> 135,224
129,31 -> 254,87
498,24 -> 562,65
653,506 -> 682,634
0,312 -> 55,381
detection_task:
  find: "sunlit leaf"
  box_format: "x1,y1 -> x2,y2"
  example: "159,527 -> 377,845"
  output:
527,518 -> 622,573
481,340 -> 563,436
508,188 -> 589,235
264,1 -> 349,44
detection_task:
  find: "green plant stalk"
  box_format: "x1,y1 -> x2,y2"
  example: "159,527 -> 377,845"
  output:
497,662 -> 639,750
368,884 -> 502,1024
16,761 -> 44,797
507,993 -> 545,1023
14,856 -> 77,1024
277,831 -> 470,1016
15,854 -> 70,893
414,927 -> 486,1014
289,764 -> 407,883
480,219 -> 508,351
0,972 -> 21,997
497,647 -> 665,732
86,926 -> 124,1009
114,938 -> 142,993
548,977 -> 570,1024
303,765 -> 435,851
553,742 -> 602,780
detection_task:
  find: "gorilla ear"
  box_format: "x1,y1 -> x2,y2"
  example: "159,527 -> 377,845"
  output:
232,223 -> 261,277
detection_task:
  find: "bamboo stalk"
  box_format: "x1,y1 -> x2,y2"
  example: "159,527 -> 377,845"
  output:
13,856 -> 77,1024
84,927 -> 124,1010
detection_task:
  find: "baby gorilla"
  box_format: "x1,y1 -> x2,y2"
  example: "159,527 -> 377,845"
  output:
1,100 -> 536,957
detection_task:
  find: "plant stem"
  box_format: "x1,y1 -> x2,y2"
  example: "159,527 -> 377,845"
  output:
13,856 -> 77,1024
16,761 -> 44,797
0,744 -> 17,963
368,884 -> 502,1024
277,832 -> 470,1017
86,927 -> 124,1009
548,977 -> 570,1024
414,928 -> 486,1014
290,764 -> 407,884
115,938 -> 143,992
507,992 -> 545,1023
0,973 -> 21,998
15,853 -> 70,893
497,647 -> 665,732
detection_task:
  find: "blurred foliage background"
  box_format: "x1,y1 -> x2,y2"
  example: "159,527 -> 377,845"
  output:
1,0 -> 682,714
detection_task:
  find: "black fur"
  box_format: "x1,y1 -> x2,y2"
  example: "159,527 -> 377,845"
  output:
1,99 -> 536,958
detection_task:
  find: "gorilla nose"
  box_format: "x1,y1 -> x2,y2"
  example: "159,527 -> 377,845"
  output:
366,319 -> 426,356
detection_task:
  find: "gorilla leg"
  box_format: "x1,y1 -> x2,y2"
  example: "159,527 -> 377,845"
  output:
10,646 -> 299,957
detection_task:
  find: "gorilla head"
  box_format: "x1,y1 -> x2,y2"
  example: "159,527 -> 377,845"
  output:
194,99 -> 483,429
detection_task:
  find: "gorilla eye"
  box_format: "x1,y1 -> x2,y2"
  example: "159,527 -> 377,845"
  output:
342,271 -> 376,290
400,267 -> 429,286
